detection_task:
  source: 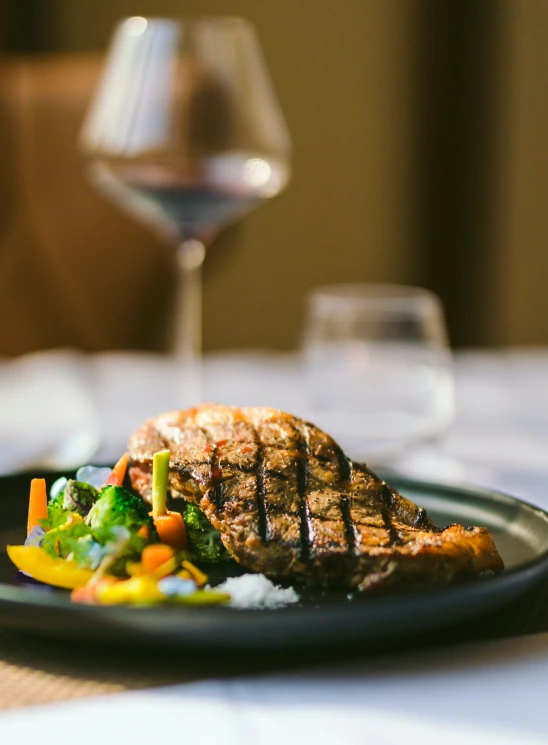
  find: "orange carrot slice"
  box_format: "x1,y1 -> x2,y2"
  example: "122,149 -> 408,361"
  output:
71,577 -> 119,605
27,478 -> 48,536
71,584 -> 98,605
103,452 -> 129,487
141,544 -> 174,574
152,512 -> 187,550
137,524 -> 149,540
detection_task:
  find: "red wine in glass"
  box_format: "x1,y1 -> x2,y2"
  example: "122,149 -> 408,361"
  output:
90,153 -> 287,245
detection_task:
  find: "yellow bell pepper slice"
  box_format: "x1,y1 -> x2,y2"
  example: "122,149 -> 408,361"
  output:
7,545 -> 94,590
181,560 -> 208,588
152,557 -> 178,579
95,575 -> 164,605
95,575 -> 229,606
125,561 -> 144,577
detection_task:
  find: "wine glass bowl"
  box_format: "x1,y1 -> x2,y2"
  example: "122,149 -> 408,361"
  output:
80,16 -> 291,403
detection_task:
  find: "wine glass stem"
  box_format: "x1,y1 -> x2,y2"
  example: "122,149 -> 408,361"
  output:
174,239 -> 206,407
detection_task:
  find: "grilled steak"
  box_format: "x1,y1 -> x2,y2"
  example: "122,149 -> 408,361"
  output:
128,404 -> 504,591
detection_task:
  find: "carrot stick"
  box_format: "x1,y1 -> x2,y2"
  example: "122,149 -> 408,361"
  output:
27,478 -> 48,536
103,452 -> 129,487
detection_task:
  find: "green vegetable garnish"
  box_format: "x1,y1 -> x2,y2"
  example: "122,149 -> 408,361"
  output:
183,504 -> 230,564
41,518 -> 92,561
48,491 -> 70,530
86,485 -> 155,534
152,450 -> 170,517
63,480 -> 99,517
94,530 -> 149,578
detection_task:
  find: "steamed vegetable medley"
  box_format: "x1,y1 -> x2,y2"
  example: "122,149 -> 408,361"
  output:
8,450 -> 231,606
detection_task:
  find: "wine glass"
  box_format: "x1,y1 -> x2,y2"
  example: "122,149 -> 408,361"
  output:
302,284 -> 455,465
80,16 -> 291,405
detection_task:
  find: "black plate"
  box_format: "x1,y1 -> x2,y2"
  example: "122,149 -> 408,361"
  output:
1,470 -> 548,650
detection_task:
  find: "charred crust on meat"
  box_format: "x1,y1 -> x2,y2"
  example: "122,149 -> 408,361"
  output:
218,461 -> 255,475
296,425 -> 313,562
264,468 -> 290,481
255,437 -> 269,544
413,507 -> 430,528
337,449 -> 357,554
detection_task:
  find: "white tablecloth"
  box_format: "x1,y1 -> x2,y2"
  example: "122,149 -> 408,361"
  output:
0,347 -> 547,742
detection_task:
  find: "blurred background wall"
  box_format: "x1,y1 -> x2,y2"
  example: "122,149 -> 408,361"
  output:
0,0 -> 546,353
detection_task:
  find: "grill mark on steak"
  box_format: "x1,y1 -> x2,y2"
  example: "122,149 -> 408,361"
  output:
210,457 -> 224,510
254,430 -> 269,544
264,468 -> 290,481
360,464 -> 402,545
380,483 -> 402,546
338,452 -> 356,554
172,462 -> 200,476
296,424 -> 312,562
218,461 -> 255,475
204,427 -> 225,511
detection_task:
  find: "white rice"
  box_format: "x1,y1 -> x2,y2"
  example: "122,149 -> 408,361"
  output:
215,574 -> 299,609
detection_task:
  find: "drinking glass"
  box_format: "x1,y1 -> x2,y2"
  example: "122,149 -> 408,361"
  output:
302,284 -> 455,464
80,17 -> 291,404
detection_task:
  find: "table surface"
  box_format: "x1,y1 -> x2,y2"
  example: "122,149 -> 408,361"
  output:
0,348 -> 547,739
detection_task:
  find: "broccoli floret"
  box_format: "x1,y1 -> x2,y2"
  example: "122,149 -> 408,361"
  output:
48,492 -> 70,529
86,485 -> 154,534
183,504 -> 230,564
102,531 -> 149,577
